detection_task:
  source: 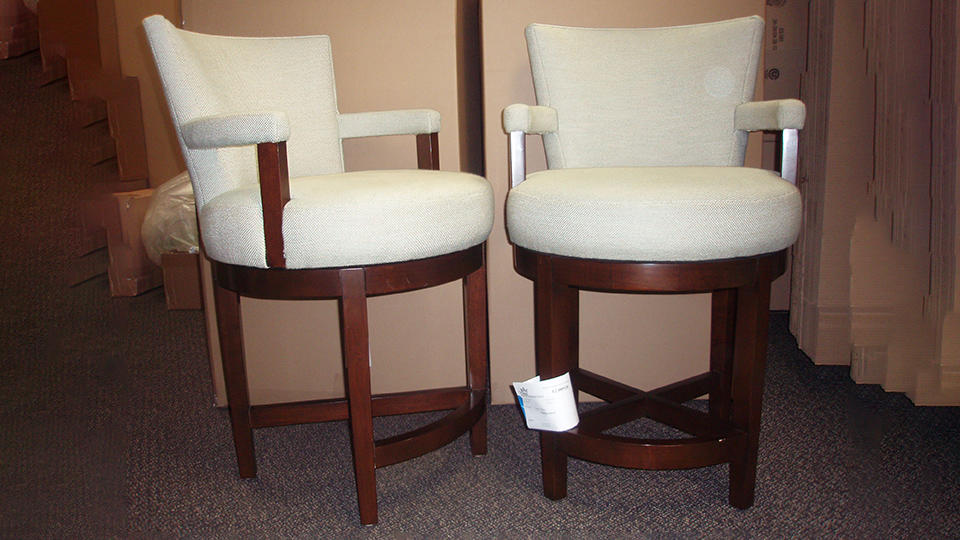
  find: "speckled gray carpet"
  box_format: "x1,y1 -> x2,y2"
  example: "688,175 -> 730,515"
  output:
2,50 -> 960,539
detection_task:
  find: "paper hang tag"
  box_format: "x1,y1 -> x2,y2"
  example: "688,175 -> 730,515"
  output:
511,372 -> 579,432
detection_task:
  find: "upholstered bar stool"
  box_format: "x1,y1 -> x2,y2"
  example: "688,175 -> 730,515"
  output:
143,15 -> 493,525
503,17 -> 804,508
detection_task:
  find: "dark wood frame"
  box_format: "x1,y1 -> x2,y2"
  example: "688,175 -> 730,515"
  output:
214,131 -> 487,525
514,247 -> 785,508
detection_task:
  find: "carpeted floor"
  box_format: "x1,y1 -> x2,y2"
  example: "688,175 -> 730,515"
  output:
2,50 -> 960,539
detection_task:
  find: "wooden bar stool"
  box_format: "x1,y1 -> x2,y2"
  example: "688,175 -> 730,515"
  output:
144,16 -> 493,525
503,17 -> 805,508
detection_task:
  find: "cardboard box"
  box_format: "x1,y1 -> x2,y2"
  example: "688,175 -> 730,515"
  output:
763,0 -> 807,101
0,0 -> 36,59
106,189 -> 162,296
161,251 -> 202,310
0,34 -> 37,58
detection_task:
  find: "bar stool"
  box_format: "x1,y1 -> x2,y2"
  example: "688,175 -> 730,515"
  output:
503,17 -> 804,508
144,15 -> 493,524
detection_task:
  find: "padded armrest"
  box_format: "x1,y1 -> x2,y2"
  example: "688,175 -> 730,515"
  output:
502,104 -> 558,134
337,109 -> 441,139
181,112 -> 290,149
734,99 -> 806,131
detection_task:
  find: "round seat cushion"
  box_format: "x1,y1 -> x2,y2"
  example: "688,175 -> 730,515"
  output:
506,167 -> 801,262
201,169 -> 494,269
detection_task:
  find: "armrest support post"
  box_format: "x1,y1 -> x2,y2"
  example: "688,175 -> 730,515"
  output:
776,129 -> 799,185
508,131 -> 526,188
416,133 -> 440,170
256,141 -> 290,268
503,104 -> 554,188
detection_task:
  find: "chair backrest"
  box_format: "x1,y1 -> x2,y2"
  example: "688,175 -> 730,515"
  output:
143,15 -> 344,210
525,16 -> 764,169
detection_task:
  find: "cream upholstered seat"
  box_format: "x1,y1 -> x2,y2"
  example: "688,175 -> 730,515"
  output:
144,15 -> 492,526
503,16 -> 804,510
204,169 -> 492,268
507,166 -> 799,262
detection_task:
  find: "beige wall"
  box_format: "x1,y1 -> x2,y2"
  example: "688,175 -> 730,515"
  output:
480,0 -> 767,403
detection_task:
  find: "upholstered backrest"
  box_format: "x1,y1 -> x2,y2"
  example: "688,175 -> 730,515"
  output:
143,15 -> 343,210
526,17 -> 764,169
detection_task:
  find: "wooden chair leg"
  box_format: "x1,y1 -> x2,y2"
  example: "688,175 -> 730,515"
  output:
213,282 -> 256,478
728,273 -> 772,509
338,268 -> 378,525
464,260 -> 489,456
710,288 -> 737,422
534,256 -> 579,500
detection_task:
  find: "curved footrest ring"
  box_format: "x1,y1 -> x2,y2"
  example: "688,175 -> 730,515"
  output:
557,429 -> 745,471
374,389 -> 486,467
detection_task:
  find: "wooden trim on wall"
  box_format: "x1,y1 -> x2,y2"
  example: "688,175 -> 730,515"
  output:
457,0 -> 484,175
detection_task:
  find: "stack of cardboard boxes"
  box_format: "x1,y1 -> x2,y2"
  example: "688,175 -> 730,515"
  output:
0,0 -> 37,59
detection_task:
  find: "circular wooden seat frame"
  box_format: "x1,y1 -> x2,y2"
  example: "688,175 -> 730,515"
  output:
513,245 -> 786,509
209,135 -> 488,525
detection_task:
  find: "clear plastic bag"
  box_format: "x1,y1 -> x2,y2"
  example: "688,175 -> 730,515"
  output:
141,171 -> 199,265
